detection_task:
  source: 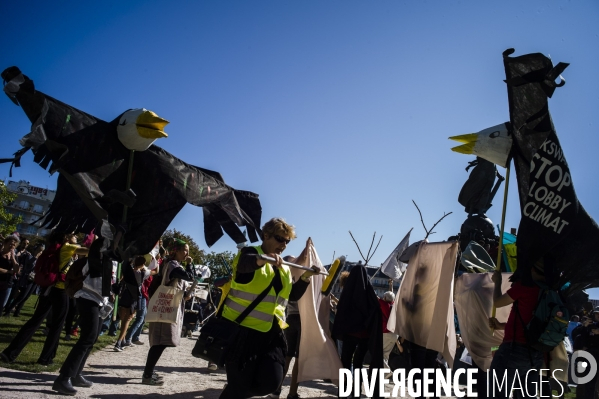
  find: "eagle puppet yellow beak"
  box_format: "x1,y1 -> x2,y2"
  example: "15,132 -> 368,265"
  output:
117,108 -> 169,151
449,122 -> 512,168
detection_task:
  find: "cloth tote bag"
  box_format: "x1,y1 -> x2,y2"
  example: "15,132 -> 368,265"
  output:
146,268 -> 183,324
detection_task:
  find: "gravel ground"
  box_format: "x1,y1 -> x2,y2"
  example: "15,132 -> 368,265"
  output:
0,331 -> 342,399
0,331 -> 459,398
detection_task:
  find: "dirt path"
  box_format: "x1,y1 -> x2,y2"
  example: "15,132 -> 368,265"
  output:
0,330 -> 465,398
0,331 -> 340,398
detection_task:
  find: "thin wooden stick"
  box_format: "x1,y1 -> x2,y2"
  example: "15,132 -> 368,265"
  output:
113,149 -> 135,321
349,231 -> 368,262
251,254 -> 329,275
412,200 -> 453,240
365,232 -> 376,261
370,235 -> 383,263
349,231 -> 383,267
492,159 -> 511,329
424,212 -> 453,240
370,265 -> 382,282
412,200 -> 428,235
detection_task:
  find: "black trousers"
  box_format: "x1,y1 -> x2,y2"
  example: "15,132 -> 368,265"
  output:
60,298 -> 102,377
1,286 -> 69,363
64,297 -> 78,334
410,343 -> 439,399
4,282 -> 36,316
340,335 -> 369,370
144,344 -> 168,377
220,355 -> 285,399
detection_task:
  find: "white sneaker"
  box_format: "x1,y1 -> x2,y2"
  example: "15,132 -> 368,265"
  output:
207,363 -> 218,371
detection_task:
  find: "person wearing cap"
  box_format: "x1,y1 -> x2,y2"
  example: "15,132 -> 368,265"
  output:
219,218 -> 318,399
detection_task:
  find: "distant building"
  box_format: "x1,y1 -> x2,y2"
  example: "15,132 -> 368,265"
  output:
4,180 -> 56,237
329,260 -> 401,299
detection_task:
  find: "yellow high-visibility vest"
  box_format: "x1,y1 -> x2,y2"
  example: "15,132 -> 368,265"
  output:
222,245 -> 292,332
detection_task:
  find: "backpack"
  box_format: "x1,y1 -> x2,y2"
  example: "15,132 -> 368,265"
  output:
117,281 -> 138,309
33,244 -> 63,288
147,270 -> 163,300
517,282 -> 569,352
64,258 -> 89,298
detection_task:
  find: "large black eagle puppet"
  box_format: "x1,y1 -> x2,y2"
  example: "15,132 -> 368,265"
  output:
450,50 -> 599,294
1,66 -> 262,256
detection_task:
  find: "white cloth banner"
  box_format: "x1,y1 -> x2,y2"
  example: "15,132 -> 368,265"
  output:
455,273 -> 569,380
392,241 -> 459,367
295,244 -> 343,384
542,340 -> 569,383
146,267 -> 184,324
380,228 -> 412,281
454,273 -> 512,371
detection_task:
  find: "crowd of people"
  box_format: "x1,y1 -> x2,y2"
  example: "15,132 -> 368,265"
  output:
1,220 -> 598,399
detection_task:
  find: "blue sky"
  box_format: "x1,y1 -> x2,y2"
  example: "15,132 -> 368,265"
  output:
2,1 -> 599,295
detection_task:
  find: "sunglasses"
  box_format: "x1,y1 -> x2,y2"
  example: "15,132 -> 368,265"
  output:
272,235 -> 291,245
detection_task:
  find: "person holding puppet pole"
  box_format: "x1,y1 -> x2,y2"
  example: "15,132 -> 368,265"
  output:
219,218 -> 319,399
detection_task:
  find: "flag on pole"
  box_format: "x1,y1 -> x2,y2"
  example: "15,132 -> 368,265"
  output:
502,49 -> 599,291
380,228 -> 412,281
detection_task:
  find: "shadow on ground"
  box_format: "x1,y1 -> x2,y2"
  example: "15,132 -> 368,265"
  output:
90,388 -> 224,399
88,363 -> 224,375
0,369 -> 55,383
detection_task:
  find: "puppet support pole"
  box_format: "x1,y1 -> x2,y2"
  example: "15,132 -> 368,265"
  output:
253,254 -> 329,275
113,150 -> 136,320
491,159 -> 511,323
369,265 -> 382,283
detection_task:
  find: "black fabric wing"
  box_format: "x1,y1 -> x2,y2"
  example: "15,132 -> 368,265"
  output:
36,174 -> 97,234
2,67 -> 262,255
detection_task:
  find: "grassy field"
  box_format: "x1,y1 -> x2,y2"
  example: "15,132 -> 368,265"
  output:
0,295 -> 117,373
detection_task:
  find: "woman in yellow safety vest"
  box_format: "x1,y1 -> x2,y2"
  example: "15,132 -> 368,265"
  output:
219,218 -> 318,399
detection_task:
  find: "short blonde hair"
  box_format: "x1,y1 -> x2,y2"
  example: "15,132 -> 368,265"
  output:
338,271 -> 350,289
262,218 -> 297,241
